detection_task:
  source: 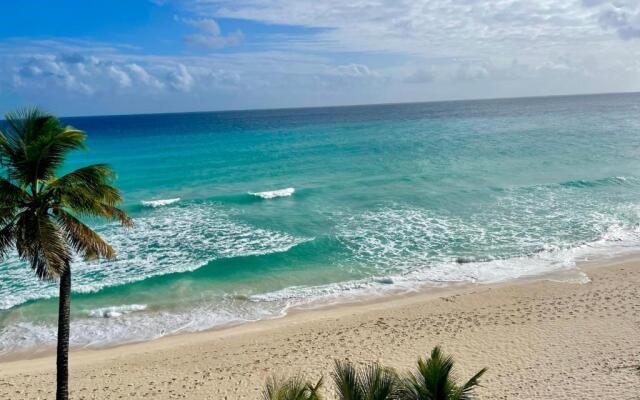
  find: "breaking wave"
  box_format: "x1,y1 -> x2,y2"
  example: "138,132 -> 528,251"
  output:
141,198 -> 181,207
249,188 -> 295,199
87,304 -> 148,318
0,201 -> 309,310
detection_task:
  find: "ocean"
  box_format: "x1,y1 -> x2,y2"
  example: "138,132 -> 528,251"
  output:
1,92 -> 640,354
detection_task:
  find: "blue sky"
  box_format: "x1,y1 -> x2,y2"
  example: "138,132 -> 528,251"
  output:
0,0 -> 639,116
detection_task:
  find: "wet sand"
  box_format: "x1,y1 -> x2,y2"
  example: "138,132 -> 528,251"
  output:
1,256 -> 639,399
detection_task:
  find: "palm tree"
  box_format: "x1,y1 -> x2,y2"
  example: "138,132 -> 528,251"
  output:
263,376 -> 324,400
333,360 -> 400,400
399,346 -> 486,400
0,108 -> 131,400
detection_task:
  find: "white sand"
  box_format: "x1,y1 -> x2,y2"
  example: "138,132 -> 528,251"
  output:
1,256 -> 639,399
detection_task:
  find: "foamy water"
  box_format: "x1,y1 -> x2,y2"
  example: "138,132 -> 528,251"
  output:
249,188 -> 295,199
141,198 -> 181,207
3,93 -> 640,354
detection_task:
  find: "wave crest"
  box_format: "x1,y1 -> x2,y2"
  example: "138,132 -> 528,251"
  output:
559,176 -> 632,189
141,198 -> 181,207
87,304 -> 147,318
249,188 -> 295,199
0,202 -> 308,310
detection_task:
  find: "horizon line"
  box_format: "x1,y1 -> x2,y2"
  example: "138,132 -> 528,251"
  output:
16,89 -> 640,120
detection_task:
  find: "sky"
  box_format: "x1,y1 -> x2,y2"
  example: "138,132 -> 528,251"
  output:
0,0 -> 639,116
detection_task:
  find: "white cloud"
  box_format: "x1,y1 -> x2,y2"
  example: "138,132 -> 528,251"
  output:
127,63 -> 164,89
181,17 -> 221,35
335,64 -> 375,78
107,66 -> 132,88
12,55 -> 95,95
194,0 -> 605,54
167,64 -> 195,91
2,0 -> 640,115
177,16 -> 244,48
596,3 -> 640,40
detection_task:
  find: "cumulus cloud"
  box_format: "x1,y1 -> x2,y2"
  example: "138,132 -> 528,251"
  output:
13,55 -> 95,95
6,49 -> 185,98
2,0 -> 640,115
127,64 -> 164,89
107,66 -> 132,88
597,4 -> 640,40
166,64 -> 195,91
178,17 -> 243,48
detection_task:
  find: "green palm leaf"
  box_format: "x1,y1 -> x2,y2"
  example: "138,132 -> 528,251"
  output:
56,210 -> 115,261
333,360 -> 399,400
334,360 -> 361,400
263,376 -> 323,400
0,221 -> 15,261
14,210 -> 70,279
0,107 -> 131,399
400,347 -> 486,400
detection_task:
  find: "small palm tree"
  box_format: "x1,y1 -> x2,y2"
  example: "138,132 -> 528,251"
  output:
0,108 -> 131,400
400,346 -> 486,400
333,360 -> 400,400
263,375 -> 324,400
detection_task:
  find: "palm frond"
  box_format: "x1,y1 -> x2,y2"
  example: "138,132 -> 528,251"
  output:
307,377 -> 323,398
52,188 -> 132,227
362,363 -> 399,400
0,177 -> 27,205
420,346 -> 456,398
2,108 -> 86,184
101,204 -> 133,227
333,360 -> 399,400
15,210 -> 70,279
56,210 -> 115,261
400,347 -> 486,400
333,360 -> 362,400
263,376 -> 323,400
49,164 -> 123,205
454,368 -> 487,400
1,106 -> 130,289
45,164 -> 132,227
27,126 -> 86,181
50,164 -> 115,189
0,221 -> 16,261
0,130 -> 24,184
4,107 -> 51,142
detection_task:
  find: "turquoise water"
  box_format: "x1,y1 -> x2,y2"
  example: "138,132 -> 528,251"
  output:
2,93 -> 640,353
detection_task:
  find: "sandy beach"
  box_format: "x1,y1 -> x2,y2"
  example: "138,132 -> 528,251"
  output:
1,256 -> 638,399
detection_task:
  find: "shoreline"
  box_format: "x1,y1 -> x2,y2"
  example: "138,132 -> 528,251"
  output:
1,254 -> 639,398
0,253 -> 602,363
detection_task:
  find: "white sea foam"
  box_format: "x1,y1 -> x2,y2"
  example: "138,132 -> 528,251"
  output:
0,225 -> 637,355
141,198 -> 181,207
0,299 -> 285,355
249,187 -> 295,199
0,203 -> 308,310
4,193 -> 640,354
247,226 -> 637,308
241,199 -> 640,310
87,304 -> 148,318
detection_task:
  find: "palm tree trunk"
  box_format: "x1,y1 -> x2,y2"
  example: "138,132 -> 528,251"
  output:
56,267 -> 71,400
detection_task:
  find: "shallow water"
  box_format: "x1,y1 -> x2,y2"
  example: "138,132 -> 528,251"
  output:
2,93 -> 640,353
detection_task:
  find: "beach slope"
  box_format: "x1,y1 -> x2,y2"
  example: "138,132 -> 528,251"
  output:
1,258 -> 639,399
